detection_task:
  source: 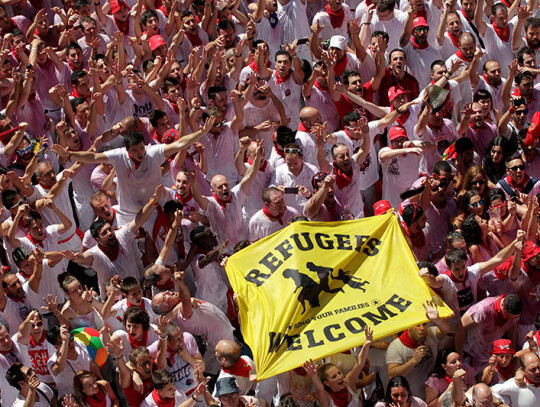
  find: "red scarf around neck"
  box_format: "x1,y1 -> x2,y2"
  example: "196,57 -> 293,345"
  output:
247,158 -> 268,172
298,121 -> 310,133
460,8 -> 472,23
185,31 -> 202,47
448,32 -> 460,48
114,15 -> 130,35
333,163 -> 353,189
492,22 -> 510,42
326,4 -> 344,28
525,377 -> 540,387
399,329 -> 422,348
26,233 -> 44,248
212,194 -> 231,210
128,151 -> 142,170
275,70 -> 292,84
494,295 -> 509,326
128,329 -> 149,349
151,389 -> 175,407
87,388 -> 107,407
411,36 -> 429,50
328,386 -> 349,407
176,190 -> 193,206
222,357 -> 252,377
158,5 -> 169,16
402,222 -> 426,248
7,294 -> 25,303
456,49 -> 472,63
29,330 -> 47,347
127,298 -> 145,310
496,360 -> 516,381
273,144 -> 285,157
263,205 -> 285,225
98,242 -> 120,261
505,174 -> 531,191
334,53 -> 348,77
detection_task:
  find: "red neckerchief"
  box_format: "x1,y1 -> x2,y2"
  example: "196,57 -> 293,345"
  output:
344,128 -> 358,141
98,242 -> 120,261
293,366 -> 308,376
469,121 -> 486,131
7,294 -> 25,303
448,32 -> 460,48
333,162 -> 353,189
275,70 -> 292,84
19,269 -> 33,279
399,329 -> 422,348
170,101 -> 179,114
29,330 -> 47,348
298,121 -> 310,133
492,22 -> 510,42
114,15 -> 130,35
127,298 -> 145,310
392,105 -> 410,126
156,278 -> 175,291
456,49 -> 472,63
525,377 -> 540,388
128,329 -> 149,349
158,5 -> 169,16
460,8 -> 472,23
482,73 -> 500,89
212,194 -> 231,210
222,357 -> 252,377
151,389 -> 175,407
26,233 -> 44,248
263,204 -> 285,225
38,182 -> 51,190
248,60 -> 269,74
166,345 -> 178,367
313,79 -> 328,92
443,269 -> 468,284
247,158 -> 268,172
494,295 -> 509,326
402,222 -> 426,248
71,88 -> 90,103
505,174 -> 531,191
495,360 -> 516,381
326,4 -> 344,28
153,130 -> 163,143
526,38 -> 539,51
273,144 -> 285,157
534,331 -> 540,347
411,36 -> 428,49
334,53 -> 348,77
328,387 -> 349,407
128,152 -> 142,169
185,31 -> 202,47
176,191 -> 193,206
153,207 -> 185,259
87,388 -> 107,407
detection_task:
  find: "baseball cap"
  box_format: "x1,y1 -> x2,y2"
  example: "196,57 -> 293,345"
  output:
329,35 -> 347,51
388,86 -> 406,103
522,241 -> 540,262
491,339 -> 515,355
388,125 -> 408,141
412,16 -> 428,30
110,0 -> 128,14
149,35 -> 166,51
161,129 -> 180,144
373,200 -> 392,216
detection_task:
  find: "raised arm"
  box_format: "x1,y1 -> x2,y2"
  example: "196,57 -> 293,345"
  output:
437,1 -> 451,46
127,184 -> 162,234
239,140 -> 263,195
399,3 -> 416,48
51,144 -> 109,164
345,326 -> 373,391
305,174 -> 334,220
163,116 -> 215,157
474,0 -> 488,35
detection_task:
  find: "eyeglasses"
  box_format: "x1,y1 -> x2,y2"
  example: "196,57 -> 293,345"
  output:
515,109 -> 529,116
313,172 -> 328,183
284,147 -> 302,155
17,144 -> 33,155
414,27 -> 429,33
468,199 -> 484,208
471,180 -> 485,186
32,321 -> 43,328
508,164 -> 525,172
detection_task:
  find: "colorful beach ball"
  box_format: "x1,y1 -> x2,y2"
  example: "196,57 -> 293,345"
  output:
71,327 -> 108,368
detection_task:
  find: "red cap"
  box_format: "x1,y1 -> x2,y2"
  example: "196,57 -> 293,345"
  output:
149,35 -> 166,51
412,16 -> 428,30
161,129 -> 180,144
110,0 -> 128,14
525,111 -> 540,147
388,86 -> 406,102
522,241 -> 540,262
491,339 -> 515,355
373,200 -> 392,216
388,125 -> 408,141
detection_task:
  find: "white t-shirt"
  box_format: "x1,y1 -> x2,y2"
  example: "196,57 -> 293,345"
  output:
200,125 -> 239,186
482,22 -> 516,78
379,148 -> 421,208
402,42 -> 442,90
47,341 -> 92,397
312,4 -> 353,42
269,71 -> 302,130
141,389 -> 188,407
13,382 -> 55,407
271,162 -> 318,213
192,253 -> 231,314
492,378 -> 540,407
248,207 -> 299,241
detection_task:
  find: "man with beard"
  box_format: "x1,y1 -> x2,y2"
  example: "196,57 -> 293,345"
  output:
503,63 -> 539,123
470,49 -> 506,113
82,192 -> 119,251
61,185 -> 164,298
457,102 -> 497,162
400,13 -> 442,90
0,267 -> 31,335
513,16 -> 540,63
191,142 -> 263,247
492,352 -> 540,406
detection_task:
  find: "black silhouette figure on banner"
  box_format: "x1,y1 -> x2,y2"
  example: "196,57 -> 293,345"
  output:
332,268 -> 371,292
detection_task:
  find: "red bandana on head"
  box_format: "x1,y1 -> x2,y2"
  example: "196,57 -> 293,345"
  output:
221,357 -> 252,377
492,22 -> 510,42
494,295 -> 510,326
326,4 -> 344,28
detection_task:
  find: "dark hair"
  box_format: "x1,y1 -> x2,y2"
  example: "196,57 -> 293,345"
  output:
163,199 -> 183,214
140,9 -> 158,26
71,97 -> 87,112
461,214 -> 483,246
46,325 -> 62,345
460,189 -> 482,215
486,188 -> 506,208
284,143 -> 303,156
1,271 -> 17,289
12,246 -> 32,265
1,189 -> 19,210
65,42 -> 82,55
149,110 -> 167,127
535,312 -> 540,331
517,46 -> 535,65
74,0 -> 90,8
121,277 -> 141,295
377,0 -> 395,13
5,362 -> 25,390
505,153 -> 523,167
483,136 -> 512,182
343,71 -> 362,86
123,306 -> 150,330
208,85 -> 227,102
431,348 -> 459,378
23,211 -> 42,229
446,248 -> 468,268
90,219 -> 108,239
402,204 -> 424,227
504,294 -> 522,315
275,126 -> 295,147
385,376 -> 411,405
430,59 -> 446,71
124,131 -> 144,148
455,137 -> 474,153
388,48 -> 406,63
161,76 -> 180,94
417,261 -> 438,277
371,30 -> 389,42
524,17 -> 540,32
217,19 -> 235,31
433,161 -> 452,176
234,240 -> 251,253
79,15 -> 96,27
275,49 -> 292,62
152,369 -> 174,390
515,70 -> 533,85
473,89 -> 492,103
58,272 -> 79,293
343,111 -> 361,126
491,3 -> 508,16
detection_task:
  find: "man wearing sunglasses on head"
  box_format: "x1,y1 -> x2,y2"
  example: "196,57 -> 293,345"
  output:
496,154 -> 540,218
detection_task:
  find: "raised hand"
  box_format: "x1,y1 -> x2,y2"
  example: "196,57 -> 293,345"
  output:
423,300 -> 440,321
302,359 -> 318,377
41,294 -> 60,314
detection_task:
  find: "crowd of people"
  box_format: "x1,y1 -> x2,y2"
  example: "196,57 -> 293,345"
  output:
0,0 -> 537,405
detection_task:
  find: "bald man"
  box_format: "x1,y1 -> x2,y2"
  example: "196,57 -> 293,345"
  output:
492,352 -> 540,406
191,141 -> 264,246
215,340 -> 256,395
296,107 -> 324,166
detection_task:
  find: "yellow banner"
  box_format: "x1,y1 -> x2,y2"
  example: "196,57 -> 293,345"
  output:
225,214 -> 453,380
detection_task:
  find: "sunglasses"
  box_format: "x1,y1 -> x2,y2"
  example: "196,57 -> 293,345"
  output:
433,173 -> 452,184
284,147 -> 302,155
214,119 -> 226,128
468,199 -> 484,208
515,109 -> 529,116
313,172 -> 328,183
17,144 -> 33,155
508,164 -> 525,172
471,180 -> 485,186
414,27 -> 429,33
32,321 -> 43,328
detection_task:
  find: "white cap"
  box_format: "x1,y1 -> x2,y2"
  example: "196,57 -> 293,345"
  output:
329,35 -> 347,51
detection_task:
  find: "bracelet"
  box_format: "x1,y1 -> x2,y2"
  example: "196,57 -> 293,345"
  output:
191,394 -> 199,401
397,107 -> 406,114
247,36 -> 253,40
362,22 -> 371,25
149,197 -> 158,206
